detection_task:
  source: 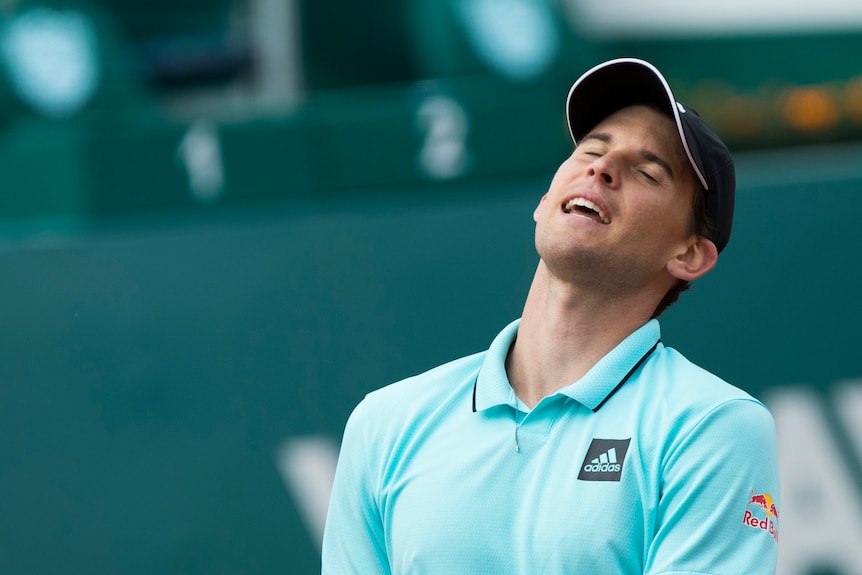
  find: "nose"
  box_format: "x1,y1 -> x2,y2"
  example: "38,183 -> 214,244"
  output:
586,154 -> 618,188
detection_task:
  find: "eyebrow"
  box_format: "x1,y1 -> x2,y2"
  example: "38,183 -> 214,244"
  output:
579,132 -> 675,179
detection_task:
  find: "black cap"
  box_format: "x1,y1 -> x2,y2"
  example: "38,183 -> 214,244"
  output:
566,58 -> 735,254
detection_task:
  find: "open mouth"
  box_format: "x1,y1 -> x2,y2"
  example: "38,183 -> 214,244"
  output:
563,197 -> 610,224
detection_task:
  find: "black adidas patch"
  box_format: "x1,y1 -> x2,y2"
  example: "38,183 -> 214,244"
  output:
578,438 -> 631,482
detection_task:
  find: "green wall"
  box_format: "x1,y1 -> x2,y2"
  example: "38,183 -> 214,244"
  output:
1,143 -> 862,573
1,2 -> 862,572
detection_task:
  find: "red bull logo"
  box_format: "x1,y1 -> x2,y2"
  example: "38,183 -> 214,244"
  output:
748,491 -> 780,518
743,490 -> 779,543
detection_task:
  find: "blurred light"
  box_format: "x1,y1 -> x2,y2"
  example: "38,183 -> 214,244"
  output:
783,87 -> 840,132
455,0 -> 560,82
844,77 -> 862,126
0,7 -> 99,118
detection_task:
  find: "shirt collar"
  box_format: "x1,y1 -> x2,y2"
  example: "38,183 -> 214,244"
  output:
473,318 -> 661,413
560,320 -> 661,411
473,319 -> 520,412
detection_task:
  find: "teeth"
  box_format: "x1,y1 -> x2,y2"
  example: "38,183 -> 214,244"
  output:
565,197 -> 610,224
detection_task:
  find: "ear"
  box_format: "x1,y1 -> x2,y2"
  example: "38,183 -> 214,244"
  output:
533,193 -> 549,223
666,236 -> 718,282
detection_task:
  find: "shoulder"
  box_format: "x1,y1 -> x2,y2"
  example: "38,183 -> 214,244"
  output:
639,343 -> 776,452
346,351 -> 486,436
636,346 -> 780,573
647,344 -> 766,408
364,350 -> 485,407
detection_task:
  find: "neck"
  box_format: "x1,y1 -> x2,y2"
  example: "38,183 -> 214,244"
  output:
506,261 -> 659,408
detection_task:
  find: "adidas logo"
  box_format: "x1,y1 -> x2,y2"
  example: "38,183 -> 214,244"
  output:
578,438 -> 631,482
582,447 -> 621,474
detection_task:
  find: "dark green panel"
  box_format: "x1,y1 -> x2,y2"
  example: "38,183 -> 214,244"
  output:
660,143 -> 862,395
608,33 -> 862,89
84,118 -> 190,214
1,145 -> 861,573
0,122 -> 88,219
299,0 -> 414,90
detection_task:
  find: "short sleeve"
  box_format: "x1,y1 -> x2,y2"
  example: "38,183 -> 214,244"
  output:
645,398 -> 780,574
321,400 -> 392,575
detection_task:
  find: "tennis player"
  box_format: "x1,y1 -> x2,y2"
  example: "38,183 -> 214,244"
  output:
322,58 -> 780,574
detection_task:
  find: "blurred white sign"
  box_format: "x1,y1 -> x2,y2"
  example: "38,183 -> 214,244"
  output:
768,384 -> 862,575
566,0 -> 862,38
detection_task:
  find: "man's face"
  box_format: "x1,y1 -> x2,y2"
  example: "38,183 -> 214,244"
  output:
533,104 -> 699,291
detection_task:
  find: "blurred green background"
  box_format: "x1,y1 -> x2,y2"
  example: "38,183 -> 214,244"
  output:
2,1 -> 862,573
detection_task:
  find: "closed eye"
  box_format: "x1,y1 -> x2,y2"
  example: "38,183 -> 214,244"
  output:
576,133 -> 610,158
639,151 -> 674,180
576,146 -> 605,159
638,169 -> 658,183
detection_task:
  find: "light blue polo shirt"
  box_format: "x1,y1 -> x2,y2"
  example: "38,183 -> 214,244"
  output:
322,319 -> 780,574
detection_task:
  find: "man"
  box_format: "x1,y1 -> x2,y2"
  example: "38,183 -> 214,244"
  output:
322,58 -> 780,574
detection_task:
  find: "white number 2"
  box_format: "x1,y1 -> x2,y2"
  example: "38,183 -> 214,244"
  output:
416,94 -> 471,181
